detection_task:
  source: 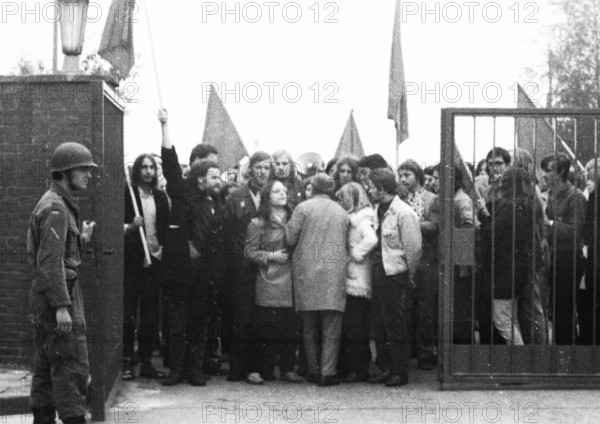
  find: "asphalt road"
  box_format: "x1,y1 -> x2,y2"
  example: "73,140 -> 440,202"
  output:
5,360 -> 600,424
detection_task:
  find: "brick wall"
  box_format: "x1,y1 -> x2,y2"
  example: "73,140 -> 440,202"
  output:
0,76 -> 102,367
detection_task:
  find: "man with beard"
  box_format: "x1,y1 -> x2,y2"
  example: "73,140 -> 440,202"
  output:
224,151 -> 273,384
123,154 -> 169,381
158,110 -> 224,386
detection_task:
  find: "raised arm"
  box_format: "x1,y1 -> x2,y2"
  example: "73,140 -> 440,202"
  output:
158,108 -> 171,150
158,109 -> 186,198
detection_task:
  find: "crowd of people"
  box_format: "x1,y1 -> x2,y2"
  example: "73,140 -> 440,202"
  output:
120,109 -> 600,392
26,109 -> 600,423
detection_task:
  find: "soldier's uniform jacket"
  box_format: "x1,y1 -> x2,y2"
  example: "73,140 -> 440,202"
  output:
27,182 -> 85,329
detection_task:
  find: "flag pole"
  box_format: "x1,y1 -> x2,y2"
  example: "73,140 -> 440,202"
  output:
142,0 -> 164,107
53,1 -> 58,73
125,165 -> 152,268
395,131 -> 400,171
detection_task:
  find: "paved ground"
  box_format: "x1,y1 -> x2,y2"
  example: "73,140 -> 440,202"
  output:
3,360 -> 600,424
0,368 -> 30,399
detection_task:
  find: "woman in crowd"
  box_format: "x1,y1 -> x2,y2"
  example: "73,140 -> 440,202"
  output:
244,180 -> 303,383
303,178 -> 314,201
336,182 -> 377,382
334,155 -> 360,192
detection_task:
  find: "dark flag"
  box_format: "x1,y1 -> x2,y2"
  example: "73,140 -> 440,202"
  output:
99,0 -> 135,77
202,86 -> 249,173
335,110 -> 365,158
388,0 -> 409,145
453,143 -> 475,198
516,84 -> 583,169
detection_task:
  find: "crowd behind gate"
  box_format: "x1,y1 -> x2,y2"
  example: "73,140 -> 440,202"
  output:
121,109 -> 600,389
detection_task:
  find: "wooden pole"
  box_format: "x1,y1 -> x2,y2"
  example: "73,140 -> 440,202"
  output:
125,166 -> 152,268
53,2 -> 59,73
142,0 -> 164,107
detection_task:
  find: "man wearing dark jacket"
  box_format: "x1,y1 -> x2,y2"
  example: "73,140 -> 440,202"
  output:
543,153 -> 587,344
123,154 -> 169,380
224,151 -> 273,384
158,109 -> 225,386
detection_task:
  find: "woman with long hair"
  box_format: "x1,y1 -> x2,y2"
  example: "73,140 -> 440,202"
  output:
334,155 -> 360,192
336,182 -> 378,382
244,180 -> 302,383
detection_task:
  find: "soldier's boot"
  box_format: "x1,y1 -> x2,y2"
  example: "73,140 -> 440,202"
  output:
61,416 -> 86,424
188,344 -> 207,387
32,406 -> 56,424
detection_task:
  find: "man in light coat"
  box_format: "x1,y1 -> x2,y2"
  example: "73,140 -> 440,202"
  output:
367,168 -> 421,387
286,173 -> 350,386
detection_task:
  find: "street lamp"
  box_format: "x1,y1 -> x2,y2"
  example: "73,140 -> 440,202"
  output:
58,0 -> 89,73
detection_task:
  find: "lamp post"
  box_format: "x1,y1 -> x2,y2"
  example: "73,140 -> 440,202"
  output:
58,0 -> 89,73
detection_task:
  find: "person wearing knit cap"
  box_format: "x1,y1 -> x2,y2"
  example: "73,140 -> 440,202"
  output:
286,172 -> 350,387
224,151 -> 273,385
398,160 -> 440,371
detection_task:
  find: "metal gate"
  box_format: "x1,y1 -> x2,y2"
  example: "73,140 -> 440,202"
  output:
439,108 -> 600,389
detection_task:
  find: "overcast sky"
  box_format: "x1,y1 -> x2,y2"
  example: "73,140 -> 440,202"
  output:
0,0 -> 559,166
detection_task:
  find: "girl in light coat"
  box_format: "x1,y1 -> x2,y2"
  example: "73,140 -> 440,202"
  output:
336,182 -> 378,382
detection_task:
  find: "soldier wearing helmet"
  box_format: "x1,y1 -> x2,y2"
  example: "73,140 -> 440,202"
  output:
27,142 -> 97,424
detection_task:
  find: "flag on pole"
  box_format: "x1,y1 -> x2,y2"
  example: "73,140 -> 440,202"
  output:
99,0 -> 135,77
202,86 -> 249,173
516,84 -> 583,169
453,143 -> 475,198
335,110 -> 365,158
388,0 -> 409,145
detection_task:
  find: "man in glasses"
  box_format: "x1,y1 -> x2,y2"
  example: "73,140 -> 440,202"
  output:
476,147 -> 511,218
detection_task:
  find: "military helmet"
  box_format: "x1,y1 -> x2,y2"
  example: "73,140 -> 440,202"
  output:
295,152 -> 324,178
50,142 -> 98,173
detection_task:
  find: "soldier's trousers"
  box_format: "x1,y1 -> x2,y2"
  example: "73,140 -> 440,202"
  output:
30,324 -> 89,421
